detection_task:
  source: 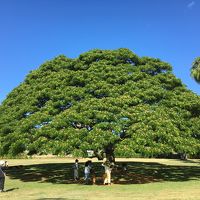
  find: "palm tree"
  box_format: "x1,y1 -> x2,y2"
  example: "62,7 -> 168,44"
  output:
191,57 -> 200,83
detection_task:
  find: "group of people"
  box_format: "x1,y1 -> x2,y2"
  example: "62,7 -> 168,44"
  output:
0,158 -> 114,193
73,159 -> 114,185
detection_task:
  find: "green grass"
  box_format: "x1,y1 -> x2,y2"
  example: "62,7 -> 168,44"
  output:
0,158 -> 200,200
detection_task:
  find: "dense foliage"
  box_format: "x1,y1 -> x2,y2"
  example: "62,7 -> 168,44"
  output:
191,57 -> 200,83
0,49 -> 200,158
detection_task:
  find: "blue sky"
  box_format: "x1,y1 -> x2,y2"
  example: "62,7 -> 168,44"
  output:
0,0 -> 200,103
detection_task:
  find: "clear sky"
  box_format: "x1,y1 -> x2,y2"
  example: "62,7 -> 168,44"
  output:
0,0 -> 200,103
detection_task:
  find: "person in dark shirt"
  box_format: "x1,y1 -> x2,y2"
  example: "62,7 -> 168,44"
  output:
0,166 -> 5,192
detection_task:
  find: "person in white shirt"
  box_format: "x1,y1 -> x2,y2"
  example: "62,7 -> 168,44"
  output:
84,160 -> 92,184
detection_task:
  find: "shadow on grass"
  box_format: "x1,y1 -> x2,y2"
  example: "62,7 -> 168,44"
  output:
5,187 -> 19,192
181,159 -> 200,164
5,161 -> 200,185
36,199 -> 77,200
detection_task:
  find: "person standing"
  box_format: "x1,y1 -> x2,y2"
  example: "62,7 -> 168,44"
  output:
84,160 -> 91,184
73,159 -> 79,181
102,161 -> 113,185
0,166 -> 5,192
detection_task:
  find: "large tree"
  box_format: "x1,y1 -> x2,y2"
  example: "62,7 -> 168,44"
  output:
191,57 -> 200,83
0,49 -> 200,160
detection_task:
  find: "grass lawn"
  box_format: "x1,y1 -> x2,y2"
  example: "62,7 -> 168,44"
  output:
0,158 -> 200,200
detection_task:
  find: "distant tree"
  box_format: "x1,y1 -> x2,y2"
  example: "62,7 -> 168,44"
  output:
0,49 -> 200,160
191,57 -> 200,83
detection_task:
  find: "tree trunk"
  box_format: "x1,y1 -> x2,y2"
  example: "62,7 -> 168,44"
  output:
105,144 -> 115,163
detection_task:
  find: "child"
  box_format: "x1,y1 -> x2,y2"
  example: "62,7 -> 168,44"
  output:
73,159 -> 79,181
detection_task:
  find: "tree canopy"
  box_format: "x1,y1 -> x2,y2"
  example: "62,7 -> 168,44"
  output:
191,57 -> 200,83
0,48 -> 200,159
